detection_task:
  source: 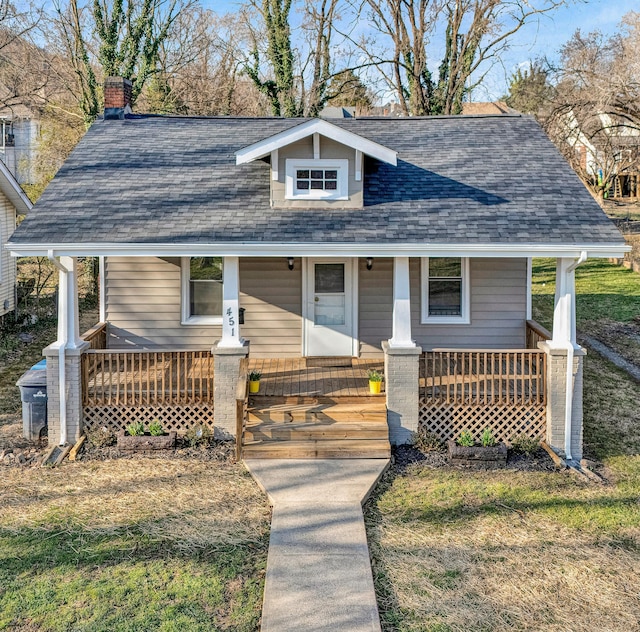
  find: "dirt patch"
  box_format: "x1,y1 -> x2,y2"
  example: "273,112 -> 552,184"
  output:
580,317 -> 640,370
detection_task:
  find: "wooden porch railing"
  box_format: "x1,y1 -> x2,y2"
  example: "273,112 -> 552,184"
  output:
81,322 -> 108,349
82,349 -> 214,406
525,319 -> 551,350
422,349 -> 547,406
236,357 -> 249,461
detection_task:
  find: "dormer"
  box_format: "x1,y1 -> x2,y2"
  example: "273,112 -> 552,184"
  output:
235,119 -> 397,209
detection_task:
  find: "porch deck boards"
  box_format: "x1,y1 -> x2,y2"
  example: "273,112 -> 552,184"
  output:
247,358 -> 384,398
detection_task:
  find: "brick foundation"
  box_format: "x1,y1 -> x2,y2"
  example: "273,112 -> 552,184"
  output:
44,342 -> 90,446
213,341 -> 249,439
382,341 -> 422,445
539,342 -> 586,462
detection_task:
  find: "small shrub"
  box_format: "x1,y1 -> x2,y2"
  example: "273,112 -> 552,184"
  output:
148,420 -> 164,436
126,421 -> 145,436
248,370 -> 262,381
456,430 -> 474,447
367,369 -> 383,382
480,427 -> 497,447
413,428 -> 444,452
510,433 -> 540,455
184,424 -> 212,448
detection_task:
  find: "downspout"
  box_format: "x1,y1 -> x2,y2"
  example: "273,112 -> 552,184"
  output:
48,250 -> 68,446
563,250 -> 588,462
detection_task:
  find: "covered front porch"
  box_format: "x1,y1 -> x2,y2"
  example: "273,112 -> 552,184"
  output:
42,252 -> 592,461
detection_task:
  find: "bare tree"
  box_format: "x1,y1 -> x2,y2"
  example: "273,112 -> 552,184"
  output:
44,0 -> 193,123
358,0 -> 569,115
544,15 -> 640,197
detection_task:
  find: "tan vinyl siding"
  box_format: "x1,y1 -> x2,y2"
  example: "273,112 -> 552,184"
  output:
271,137 -> 363,209
104,255 -> 526,355
105,256 -> 221,348
359,257 -> 392,357
105,256 -> 303,354
411,257 -> 527,349
0,193 -> 16,316
239,257 -> 302,357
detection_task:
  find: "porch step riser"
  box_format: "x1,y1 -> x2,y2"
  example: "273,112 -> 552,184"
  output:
242,440 -> 391,459
247,411 -> 387,424
245,424 -> 388,442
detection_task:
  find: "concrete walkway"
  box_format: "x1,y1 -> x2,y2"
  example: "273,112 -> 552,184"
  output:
244,459 -> 389,632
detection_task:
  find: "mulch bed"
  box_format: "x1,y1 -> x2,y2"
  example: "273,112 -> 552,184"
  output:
392,444 -> 557,473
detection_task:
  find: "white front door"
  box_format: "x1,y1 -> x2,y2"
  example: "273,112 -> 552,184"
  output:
305,259 -> 356,357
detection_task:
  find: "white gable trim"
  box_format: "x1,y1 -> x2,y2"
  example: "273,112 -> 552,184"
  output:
235,119 -> 398,166
0,160 -> 32,215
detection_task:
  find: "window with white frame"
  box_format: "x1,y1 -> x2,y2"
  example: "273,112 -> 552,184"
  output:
285,159 -> 348,200
421,257 -> 470,324
181,257 -> 223,324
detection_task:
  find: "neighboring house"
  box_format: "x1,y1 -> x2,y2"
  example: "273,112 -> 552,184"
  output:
561,110 -> 640,200
0,160 -> 32,319
8,77 -> 628,462
461,101 -> 516,115
0,103 -> 40,186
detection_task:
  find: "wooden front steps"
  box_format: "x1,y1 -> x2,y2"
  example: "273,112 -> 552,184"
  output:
242,397 -> 390,459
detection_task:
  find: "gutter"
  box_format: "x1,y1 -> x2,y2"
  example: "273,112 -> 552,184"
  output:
48,250 -> 69,447
563,250 -> 588,462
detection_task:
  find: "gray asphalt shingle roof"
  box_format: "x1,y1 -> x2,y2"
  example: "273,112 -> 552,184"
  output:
9,114 -> 624,246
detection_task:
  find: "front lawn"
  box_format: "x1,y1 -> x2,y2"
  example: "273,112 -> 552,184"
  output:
0,458 -> 270,631
367,259 -> 640,631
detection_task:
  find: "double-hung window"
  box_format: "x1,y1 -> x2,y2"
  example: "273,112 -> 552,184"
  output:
285,159 -> 348,200
181,257 -> 223,325
421,257 -> 470,324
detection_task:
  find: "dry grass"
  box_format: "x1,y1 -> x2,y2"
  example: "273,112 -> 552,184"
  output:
0,458 -> 270,549
370,510 -> 639,631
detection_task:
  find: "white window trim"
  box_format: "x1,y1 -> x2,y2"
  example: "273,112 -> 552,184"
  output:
180,256 -> 223,326
421,257 -> 470,324
285,159 -> 349,201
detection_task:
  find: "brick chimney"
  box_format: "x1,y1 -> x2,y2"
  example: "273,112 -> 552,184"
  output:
104,76 -> 133,120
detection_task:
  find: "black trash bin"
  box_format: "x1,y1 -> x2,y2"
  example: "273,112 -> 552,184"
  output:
16,360 -> 48,441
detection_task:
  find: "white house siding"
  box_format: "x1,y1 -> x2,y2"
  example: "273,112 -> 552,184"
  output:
104,256 -> 526,354
0,192 -> 16,317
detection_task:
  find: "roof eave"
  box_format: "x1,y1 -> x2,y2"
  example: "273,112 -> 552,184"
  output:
7,241 -> 630,259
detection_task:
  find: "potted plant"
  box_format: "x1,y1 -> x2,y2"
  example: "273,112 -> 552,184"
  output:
367,369 -> 383,394
248,370 -> 262,394
117,419 -> 177,452
447,428 -> 507,468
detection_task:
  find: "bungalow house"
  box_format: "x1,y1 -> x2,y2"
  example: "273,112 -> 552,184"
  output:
0,159 -> 32,319
7,78 -> 627,462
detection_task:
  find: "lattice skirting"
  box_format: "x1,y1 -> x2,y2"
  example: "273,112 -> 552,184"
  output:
419,399 -> 546,443
83,405 -> 215,435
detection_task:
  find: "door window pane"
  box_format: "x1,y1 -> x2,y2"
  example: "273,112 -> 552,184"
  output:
315,294 -> 346,326
315,264 -> 345,293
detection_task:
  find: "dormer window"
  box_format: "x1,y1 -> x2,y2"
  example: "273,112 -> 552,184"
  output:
285,159 -> 348,200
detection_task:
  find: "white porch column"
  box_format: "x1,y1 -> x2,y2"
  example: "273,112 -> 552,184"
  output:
219,256 -> 244,348
44,256 -> 89,446
540,256 -> 586,462
388,256 -> 415,348
57,256 -> 84,349
552,257 -> 577,348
